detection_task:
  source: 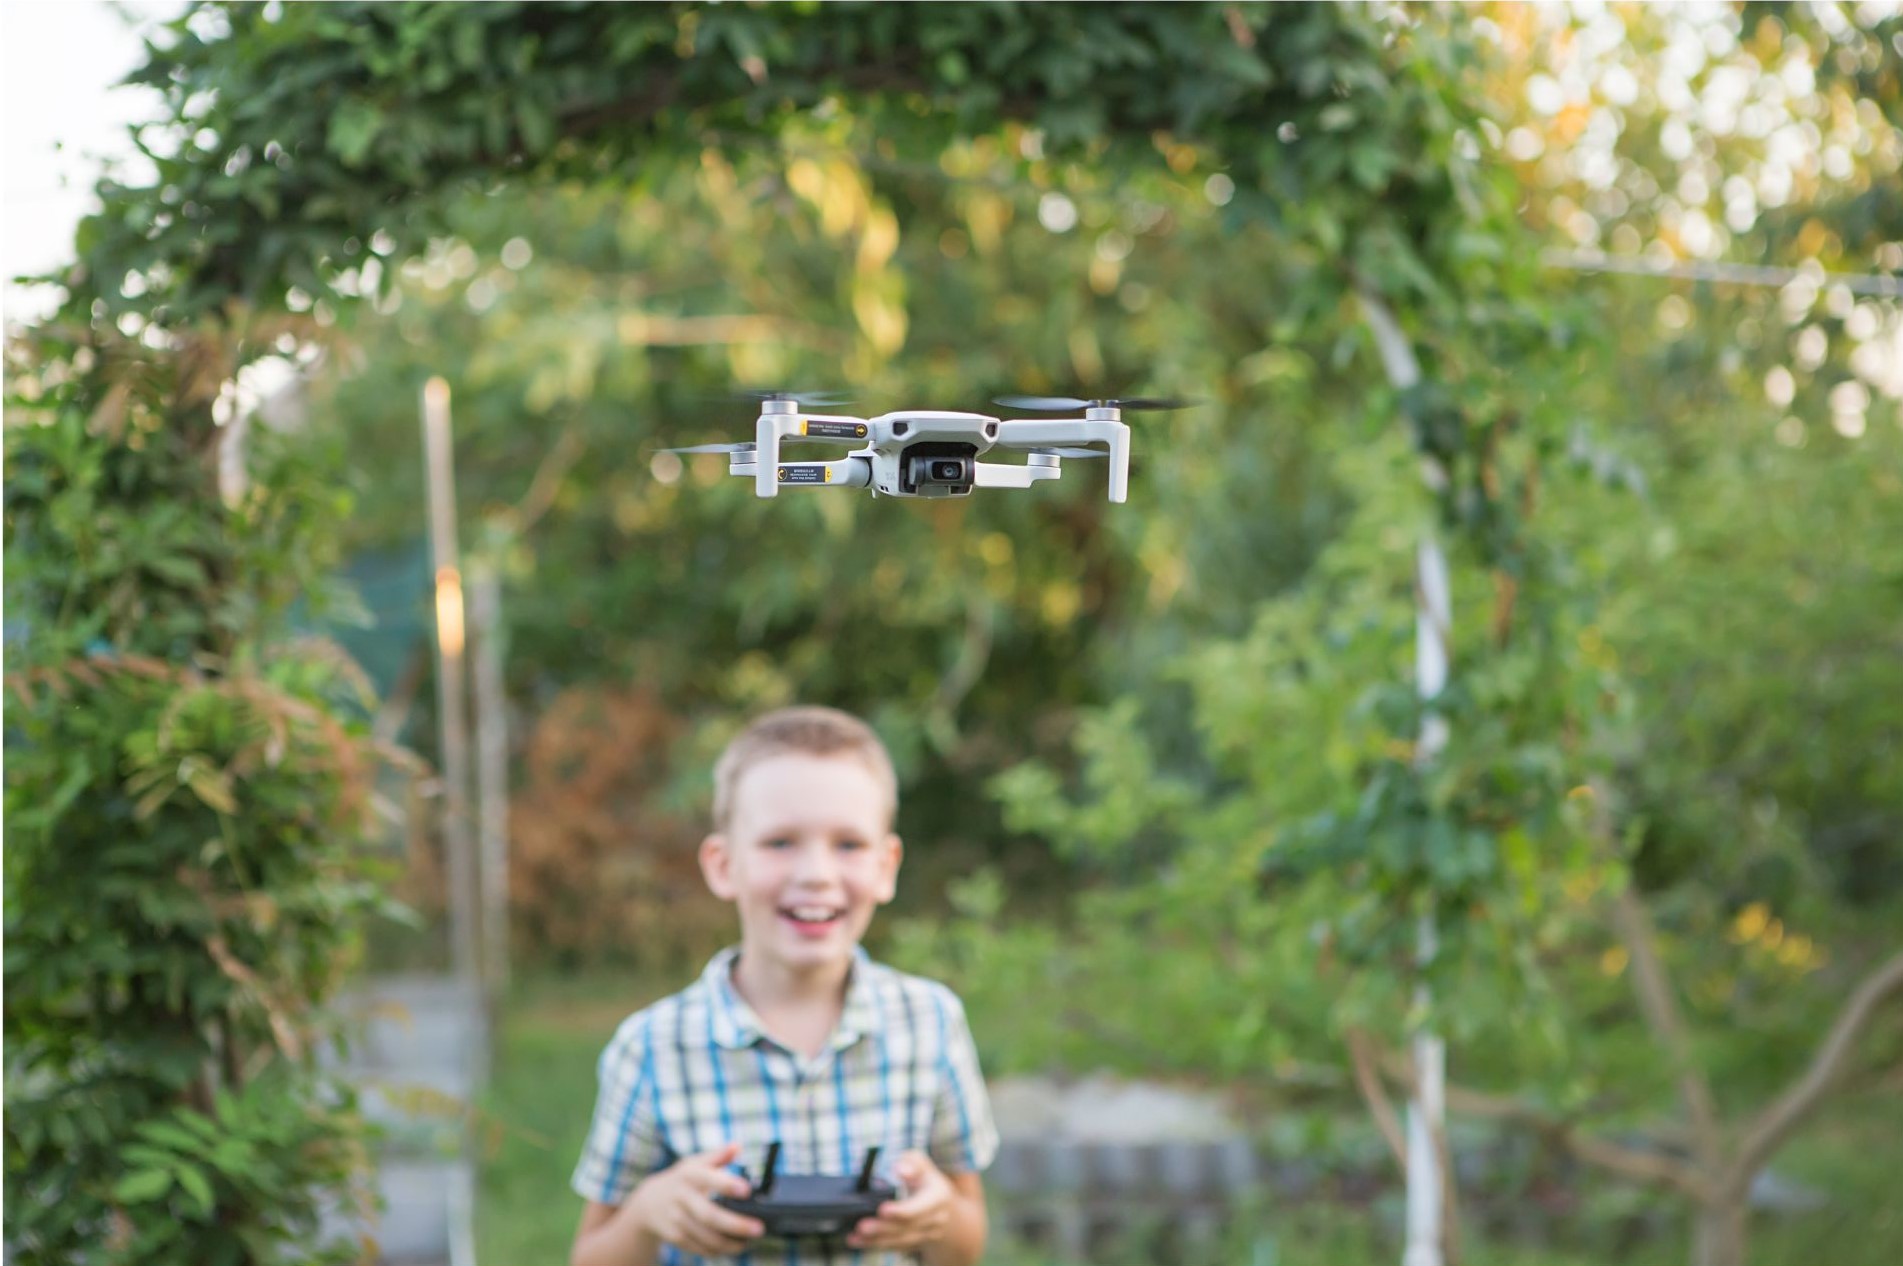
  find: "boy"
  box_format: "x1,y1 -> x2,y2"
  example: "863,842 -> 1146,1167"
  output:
569,706 -> 998,1266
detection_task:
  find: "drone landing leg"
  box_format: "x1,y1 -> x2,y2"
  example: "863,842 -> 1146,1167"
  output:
992,419 -> 1131,502
754,408 -> 807,498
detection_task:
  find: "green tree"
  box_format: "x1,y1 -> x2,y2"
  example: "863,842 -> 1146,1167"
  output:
909,8 -> 1903,1266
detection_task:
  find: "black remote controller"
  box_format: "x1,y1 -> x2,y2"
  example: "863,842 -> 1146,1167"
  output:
716,1142 -> 897,1238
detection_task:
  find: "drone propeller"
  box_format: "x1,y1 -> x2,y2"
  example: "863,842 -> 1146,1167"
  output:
665,431 -> 854,454
734,387 -> 857,407
995,394 -> 1194,413
1027,446 -> 1107,459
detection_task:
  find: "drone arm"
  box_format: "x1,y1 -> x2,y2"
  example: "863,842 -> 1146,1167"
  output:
731,454 -> 872,489
753,414 -> 873,495
992,419 -> 1131,502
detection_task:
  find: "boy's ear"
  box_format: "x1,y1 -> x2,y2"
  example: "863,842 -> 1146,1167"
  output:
700,833 -> 738,901
876,832 -> 903,904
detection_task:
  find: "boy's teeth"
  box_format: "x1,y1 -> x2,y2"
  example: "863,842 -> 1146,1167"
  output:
788,906 -> 838,922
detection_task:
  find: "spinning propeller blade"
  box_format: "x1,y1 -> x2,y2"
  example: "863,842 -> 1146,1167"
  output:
664,442 -> 757,454
667,429 -> 854,454
994,395 -> 1094,411
1029,446 -> 1107,459
735,387 -> 857,406
994,394 -> 1194,413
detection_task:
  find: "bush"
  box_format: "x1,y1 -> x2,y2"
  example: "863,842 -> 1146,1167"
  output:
4,330 -> 406,1265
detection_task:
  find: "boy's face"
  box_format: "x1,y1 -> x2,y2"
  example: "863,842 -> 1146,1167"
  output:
700,751 -> 901,976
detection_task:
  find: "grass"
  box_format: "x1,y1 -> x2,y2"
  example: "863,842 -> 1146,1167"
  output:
473,970 -> 1903,1266
472,970 -> 669,1264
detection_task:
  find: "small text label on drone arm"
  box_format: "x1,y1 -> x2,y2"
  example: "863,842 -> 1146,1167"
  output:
800,421 -> 869,439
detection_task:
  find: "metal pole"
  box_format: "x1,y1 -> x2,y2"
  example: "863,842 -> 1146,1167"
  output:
471,559 -> 511,1002
1358,291 -> 1448,1266
422,377 -> 481,994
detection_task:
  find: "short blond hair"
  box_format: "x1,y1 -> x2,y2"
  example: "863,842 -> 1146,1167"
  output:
711,706 -> 898,831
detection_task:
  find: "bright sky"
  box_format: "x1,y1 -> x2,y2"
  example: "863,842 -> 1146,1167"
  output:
2,0 -> 178,326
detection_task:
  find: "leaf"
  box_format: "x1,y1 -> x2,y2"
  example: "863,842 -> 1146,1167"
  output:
182,763 -> 240,815
175,1164 -> 215,1217
133,781 -> 177,822
137,1121 -> 208,1154
327,97 -> 384,167
147,553 -> 209,588
113,1167 -> 174,1203
514,98 -> 554,155
178,1108 -> 224,1142
1318,102 -> 1358,131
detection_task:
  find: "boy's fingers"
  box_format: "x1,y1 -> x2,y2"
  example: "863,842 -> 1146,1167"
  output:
690,1165 -> 751,1199
693,1140 -> 744,1167
683,1141 -> 751,1196
880,1187 -> 941,1219
685,1230 -> 752,1258
693,1200 -> 766,1241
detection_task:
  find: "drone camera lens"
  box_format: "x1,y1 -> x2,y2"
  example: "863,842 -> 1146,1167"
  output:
933,460 -> 962,482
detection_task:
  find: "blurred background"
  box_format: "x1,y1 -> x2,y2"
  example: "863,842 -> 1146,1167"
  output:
5,4 -> 1900,1266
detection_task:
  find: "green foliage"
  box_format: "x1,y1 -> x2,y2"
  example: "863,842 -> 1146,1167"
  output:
901,24 -> 1903,1262
4,336 -> 403,1263
70,3 -> 1503,328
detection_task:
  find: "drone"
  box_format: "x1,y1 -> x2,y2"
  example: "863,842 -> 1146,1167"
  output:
665,391 -> 1191,503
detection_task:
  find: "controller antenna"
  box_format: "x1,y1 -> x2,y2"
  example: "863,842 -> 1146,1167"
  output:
855,1146 -> 882,1193
759,1141 -> 780,1195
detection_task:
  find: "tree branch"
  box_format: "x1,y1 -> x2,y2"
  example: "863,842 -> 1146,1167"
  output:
1589,780 -> 1725,1175
932,595 -> 995,724
1731,948 -> 1903,1186
1346,1027 -> 1410,1176
1432,1089 -> 1463,1264
1376,1047 -> 1713,1202
509,423 -> 587,539
1609,879 -> 1725,1174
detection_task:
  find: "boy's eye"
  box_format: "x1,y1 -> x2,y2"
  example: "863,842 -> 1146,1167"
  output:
763,837 -> 793,850
836,836 -> 867,851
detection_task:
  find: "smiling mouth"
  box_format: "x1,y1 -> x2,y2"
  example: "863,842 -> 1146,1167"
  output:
781,905 -> 845,926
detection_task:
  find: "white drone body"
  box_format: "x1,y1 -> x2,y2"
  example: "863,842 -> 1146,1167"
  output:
714,397 -> 1134,502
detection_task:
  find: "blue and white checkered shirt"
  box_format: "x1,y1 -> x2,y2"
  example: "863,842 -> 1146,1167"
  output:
572,946 -> 999,1265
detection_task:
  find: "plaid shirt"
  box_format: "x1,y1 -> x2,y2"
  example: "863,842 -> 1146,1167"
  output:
572,946 -> 999,1266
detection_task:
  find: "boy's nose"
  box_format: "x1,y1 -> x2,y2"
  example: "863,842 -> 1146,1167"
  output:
789,839 -> 841,879
787,837 -> 848,887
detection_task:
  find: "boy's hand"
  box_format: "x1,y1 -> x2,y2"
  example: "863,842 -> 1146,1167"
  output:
846,1150 -> 954,1253
626,1141 -> 765,1258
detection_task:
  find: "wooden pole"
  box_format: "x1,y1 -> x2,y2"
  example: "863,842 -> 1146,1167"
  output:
422,377 -> 481,997
471,560 -> 511,1001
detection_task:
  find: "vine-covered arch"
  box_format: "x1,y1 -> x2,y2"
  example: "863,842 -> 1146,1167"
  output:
8,5 -> 1557,1263
70,1 -> 1551,594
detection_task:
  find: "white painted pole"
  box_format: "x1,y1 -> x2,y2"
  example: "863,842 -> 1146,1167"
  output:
1358,291 -> 1448,1266
422,377 -> 482,996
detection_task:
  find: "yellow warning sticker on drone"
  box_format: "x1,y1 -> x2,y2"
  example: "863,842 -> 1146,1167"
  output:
801,421 -> 868,439
778,465 -> 831,484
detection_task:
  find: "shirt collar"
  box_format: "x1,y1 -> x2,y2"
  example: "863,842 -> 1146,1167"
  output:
704,945 -> 881,1053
